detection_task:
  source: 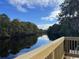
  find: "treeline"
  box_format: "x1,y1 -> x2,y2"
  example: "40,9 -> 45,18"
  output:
0,14 -> 39,35
47,0 -> 79,40
0,13 -> 42,57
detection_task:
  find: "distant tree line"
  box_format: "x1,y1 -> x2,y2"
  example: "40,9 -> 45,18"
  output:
0,13 -> 44,57
0,14 -> 40,35
47,0 -> 79,40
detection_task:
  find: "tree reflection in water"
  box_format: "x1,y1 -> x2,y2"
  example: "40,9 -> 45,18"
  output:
0,32 -> 38,57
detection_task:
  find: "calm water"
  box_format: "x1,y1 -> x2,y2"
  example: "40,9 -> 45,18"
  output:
0,35 -> 51,59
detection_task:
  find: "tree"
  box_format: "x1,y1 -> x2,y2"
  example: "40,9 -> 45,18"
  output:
47,0 -> 79,40
59,0 -> 79,36
47,24 -> 62,40
0,14 -> 10,33
0,13 -> 41,57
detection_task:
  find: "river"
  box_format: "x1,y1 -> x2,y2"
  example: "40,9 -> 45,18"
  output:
0,35 -> 51,59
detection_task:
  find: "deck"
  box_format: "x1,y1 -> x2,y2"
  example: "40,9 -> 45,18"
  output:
15,37 -> 79,59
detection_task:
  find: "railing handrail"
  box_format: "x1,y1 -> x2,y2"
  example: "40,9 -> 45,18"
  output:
64,37 -> 79,58
15,37 -> 65,59
65,37 -> 79,41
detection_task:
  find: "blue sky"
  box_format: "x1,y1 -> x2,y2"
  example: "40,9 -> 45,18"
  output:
0,0 -> 64,30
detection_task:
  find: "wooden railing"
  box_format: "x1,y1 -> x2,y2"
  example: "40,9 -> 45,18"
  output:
15,37 -> 79,59
15,37 -> 65,59
64,37 -> 79,57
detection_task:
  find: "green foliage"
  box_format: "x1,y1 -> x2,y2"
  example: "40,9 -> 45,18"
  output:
47,24 -> 62,40
47,0 -> 79,40
59,0 -> 79,36
0,13 -> 40,57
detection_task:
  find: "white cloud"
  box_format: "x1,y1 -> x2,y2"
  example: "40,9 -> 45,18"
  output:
41,0 -> 64,21
37,24 -> 53,30
9,0 -> 54,12
41,9 -> 61,21
16,5 -> 27,12
8,0 -> 64,12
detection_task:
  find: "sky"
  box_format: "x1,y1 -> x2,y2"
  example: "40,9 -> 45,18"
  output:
0,0 -> 64,30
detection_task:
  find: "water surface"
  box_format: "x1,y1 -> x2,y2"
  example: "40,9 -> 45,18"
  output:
0,35 -> 51,59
